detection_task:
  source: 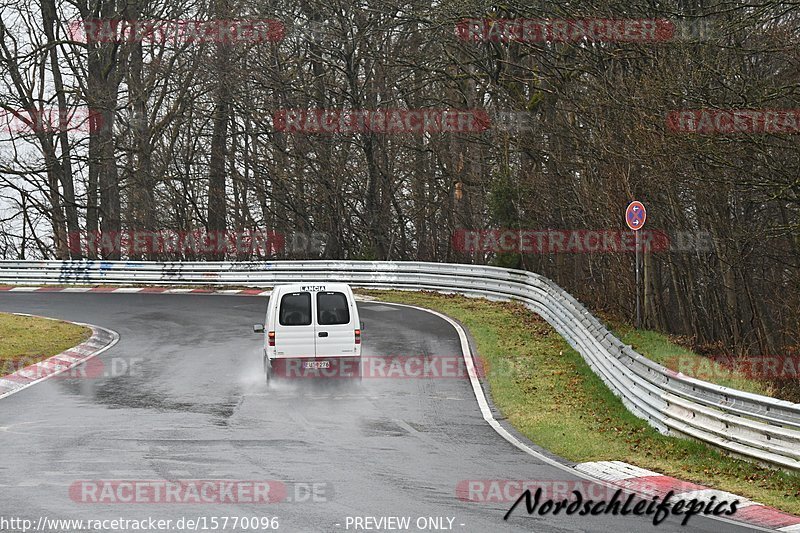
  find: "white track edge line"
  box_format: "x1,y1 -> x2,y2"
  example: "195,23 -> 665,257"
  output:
377,301 -> 777,532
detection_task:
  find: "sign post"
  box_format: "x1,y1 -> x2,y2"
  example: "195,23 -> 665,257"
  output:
625,201 -> 647,329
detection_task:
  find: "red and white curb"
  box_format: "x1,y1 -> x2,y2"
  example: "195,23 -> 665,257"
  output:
576,461 -> 800,531
0,285 -> 379,301
0,285 -> 272,296
0,314 -> 119,400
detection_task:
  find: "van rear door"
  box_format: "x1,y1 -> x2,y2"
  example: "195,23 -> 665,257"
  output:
315,290 -> 357,356
274,291 -> 315,357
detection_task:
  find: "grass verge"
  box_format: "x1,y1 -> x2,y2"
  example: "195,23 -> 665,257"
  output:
362,290 -> 800,516
0,312 -> 91,371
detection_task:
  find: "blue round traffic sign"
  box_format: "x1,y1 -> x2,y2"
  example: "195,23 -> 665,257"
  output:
625,201 -> 646,231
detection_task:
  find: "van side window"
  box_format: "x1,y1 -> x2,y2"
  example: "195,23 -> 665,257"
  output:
279,292 -> 312,326
317,292 -> 350,325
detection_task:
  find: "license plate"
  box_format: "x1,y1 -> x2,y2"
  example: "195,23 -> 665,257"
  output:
304,361 -> 330,369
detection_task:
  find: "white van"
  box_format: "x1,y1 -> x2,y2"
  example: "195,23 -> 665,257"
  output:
254,283 -> 362,382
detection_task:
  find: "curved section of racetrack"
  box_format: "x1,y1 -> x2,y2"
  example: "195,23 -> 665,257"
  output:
0,293 -> 758,532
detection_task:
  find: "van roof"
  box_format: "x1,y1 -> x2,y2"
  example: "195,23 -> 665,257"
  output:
273,283 -> 353,294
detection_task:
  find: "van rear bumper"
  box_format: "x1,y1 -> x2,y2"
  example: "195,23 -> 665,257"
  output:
269,351 -> 360,359
267,356 -> 362,379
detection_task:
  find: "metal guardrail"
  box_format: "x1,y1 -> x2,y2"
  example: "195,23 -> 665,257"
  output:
1,259 -> 798,470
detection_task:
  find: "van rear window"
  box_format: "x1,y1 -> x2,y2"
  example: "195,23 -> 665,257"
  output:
279,292 -> 312,326
317,292 -> 350,325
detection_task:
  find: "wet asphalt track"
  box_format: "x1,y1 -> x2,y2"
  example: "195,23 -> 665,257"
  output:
0,293 -> 758,533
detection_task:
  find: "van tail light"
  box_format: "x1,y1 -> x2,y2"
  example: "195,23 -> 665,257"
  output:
268,331 -> 276,347
354,329 -> 361,345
